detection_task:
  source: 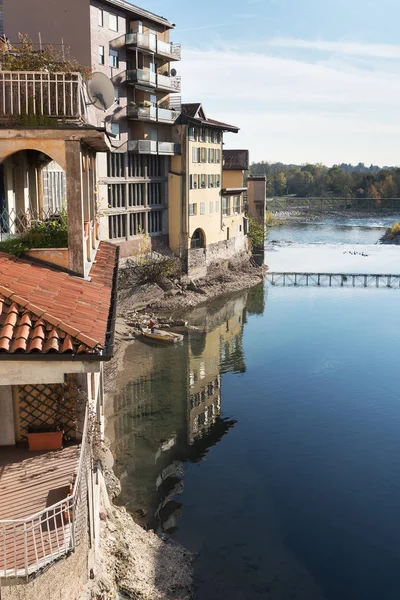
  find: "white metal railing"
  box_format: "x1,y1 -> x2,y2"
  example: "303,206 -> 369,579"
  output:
126,69 -> 156,86
0,71 -> 85,120
0,207 -> 66,241
0,409 -> 89,581
171,44 -> 182,60
157,74 -> 181,92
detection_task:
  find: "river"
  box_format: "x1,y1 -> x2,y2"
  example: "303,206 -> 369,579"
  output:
107,216 -> 400,600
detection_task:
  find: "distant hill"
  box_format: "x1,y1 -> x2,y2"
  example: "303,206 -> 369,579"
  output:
249,162 -> 400,198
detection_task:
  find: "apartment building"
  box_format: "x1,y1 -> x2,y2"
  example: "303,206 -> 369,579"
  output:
3,0 -> 181,256
169,103 -> 248,278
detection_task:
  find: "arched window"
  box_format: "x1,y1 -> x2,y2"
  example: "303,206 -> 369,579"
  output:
191,228 -> 205,249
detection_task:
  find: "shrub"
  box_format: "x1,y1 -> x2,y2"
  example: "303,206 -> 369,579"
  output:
132,255 -> 182,285
248,217 -> 265,250
385,222 -> 400,240
0,211 -> 68,257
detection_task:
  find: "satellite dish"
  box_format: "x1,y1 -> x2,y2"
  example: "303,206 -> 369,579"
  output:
87,72 -> 115,111
170,68 -> 177,77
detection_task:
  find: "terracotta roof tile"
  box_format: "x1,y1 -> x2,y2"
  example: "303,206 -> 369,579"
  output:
0,242 -> 118,357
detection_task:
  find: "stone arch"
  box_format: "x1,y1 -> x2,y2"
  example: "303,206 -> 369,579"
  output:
0,140 -> 66,171
191,228 -> 206,249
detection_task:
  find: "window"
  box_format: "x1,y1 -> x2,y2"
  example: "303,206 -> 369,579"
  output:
233,196 -> 240,214
109,13 -> 118,31
111,122 -> 120,140
189,203 -> 197,216
200,174 -> 206,189
200,202 -> 205,215
209,202 -> 214,213
190,174 -> 197,189
109,49 -> 119,68
215,176 -> 220,188
201,147 -> 207,163
199,128 -> 204,142
98,8 -> 104,26
222,197 -> 230,216
216,199 -> 220,213
192,147 -> 198,163
99,45 -> 105,65
189,126 -> 196,140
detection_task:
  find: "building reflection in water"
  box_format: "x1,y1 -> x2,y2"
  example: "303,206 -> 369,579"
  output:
108,285 -> 265,534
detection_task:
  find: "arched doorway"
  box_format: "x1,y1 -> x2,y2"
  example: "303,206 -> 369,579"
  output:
0,149 -> 65,239
191,228 -> 206,249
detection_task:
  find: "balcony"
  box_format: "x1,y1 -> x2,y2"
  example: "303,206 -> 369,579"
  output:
125,34 -> 181,61
0,71 -> 88,124
157,107 -> 180,123
157,74 -> 181,93
0,410 -> 89,581
128,140 -> 181,155
158,141 -> 181,155
125,32 -> 156,53
126,69 -> 156,88
128,140 -> 158,154
127,105 -> 157,121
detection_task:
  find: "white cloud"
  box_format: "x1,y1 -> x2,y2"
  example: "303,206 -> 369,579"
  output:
262,38 -> 400,60
179,44 -> 400,165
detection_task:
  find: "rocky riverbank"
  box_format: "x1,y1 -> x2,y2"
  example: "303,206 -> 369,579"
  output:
118,253 -> 266,316
272,209 -> 400,223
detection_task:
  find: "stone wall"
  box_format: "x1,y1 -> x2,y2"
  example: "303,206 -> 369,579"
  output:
1,534 -> 89,600
188,235 -> 249,279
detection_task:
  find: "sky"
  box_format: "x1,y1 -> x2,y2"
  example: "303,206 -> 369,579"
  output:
138,0 -> 400,166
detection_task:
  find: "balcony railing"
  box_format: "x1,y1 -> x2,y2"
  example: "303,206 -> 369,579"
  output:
125,32 -> 156,52
128,140 -> 158,154
125,34 -> 181,61
0,71 -> 86,121
0,408 -> 89,581
158,141 -> 181,155
0,207 -> 66,241
126,69 -> 157,87
157,74 -> 181,93
127,105 -> 157,121
128,140 -> 181,155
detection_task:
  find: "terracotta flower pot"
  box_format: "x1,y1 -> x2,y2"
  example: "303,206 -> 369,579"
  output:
27,431 -> 63,451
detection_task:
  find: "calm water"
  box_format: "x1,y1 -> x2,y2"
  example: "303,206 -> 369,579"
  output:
108,217 -> 400,600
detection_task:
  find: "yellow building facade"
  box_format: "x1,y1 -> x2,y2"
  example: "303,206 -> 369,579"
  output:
168,103 -> 248,278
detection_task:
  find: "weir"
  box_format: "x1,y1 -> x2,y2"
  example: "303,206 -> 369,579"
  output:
266,272 -> 400,288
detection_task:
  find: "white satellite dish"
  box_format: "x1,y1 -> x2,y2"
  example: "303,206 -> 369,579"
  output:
87,72 -> 115,111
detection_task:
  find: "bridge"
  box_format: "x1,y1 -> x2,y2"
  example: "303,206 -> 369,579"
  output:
266,197 -> 400,212
266,272 -> 400,288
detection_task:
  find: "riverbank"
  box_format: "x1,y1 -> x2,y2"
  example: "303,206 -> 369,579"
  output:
272,209 -> 400,223
118,254 -> 266,315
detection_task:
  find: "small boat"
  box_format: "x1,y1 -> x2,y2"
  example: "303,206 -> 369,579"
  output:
141,328 -> 184,344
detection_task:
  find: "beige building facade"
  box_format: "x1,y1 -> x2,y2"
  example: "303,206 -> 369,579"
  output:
169,103 -> 248,278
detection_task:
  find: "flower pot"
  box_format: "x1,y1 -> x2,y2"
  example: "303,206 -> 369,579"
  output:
27,431 -> 63,451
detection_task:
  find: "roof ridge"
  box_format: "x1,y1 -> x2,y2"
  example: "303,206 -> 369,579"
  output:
0,287 -> 101,350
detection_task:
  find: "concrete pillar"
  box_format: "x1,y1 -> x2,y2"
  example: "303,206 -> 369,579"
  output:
0,385 -> 15,446
65,140 -> 85,276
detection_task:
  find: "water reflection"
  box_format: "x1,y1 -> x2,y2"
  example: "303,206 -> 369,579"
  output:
108,290 -> 255,534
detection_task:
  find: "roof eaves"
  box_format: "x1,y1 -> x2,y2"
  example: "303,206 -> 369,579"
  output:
100,0 -> 175,28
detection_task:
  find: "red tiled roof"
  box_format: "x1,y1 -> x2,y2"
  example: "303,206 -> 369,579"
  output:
223,149 -> 249,171
0,242 -> 118,357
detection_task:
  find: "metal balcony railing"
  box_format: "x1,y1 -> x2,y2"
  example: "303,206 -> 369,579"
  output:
0,207 -> 66,241
127,105 -> 157,121
125,32 -> 156,52
157,74 -> 181,92
0,408 -> 89,581
128,140 -> 158,154
126,69 -> 157,87
0,72 -> 86,120
158,141 -> 181,155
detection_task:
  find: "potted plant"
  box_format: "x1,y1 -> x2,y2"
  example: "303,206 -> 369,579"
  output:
26,389 -> 71,451
27,424 -> 64,451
